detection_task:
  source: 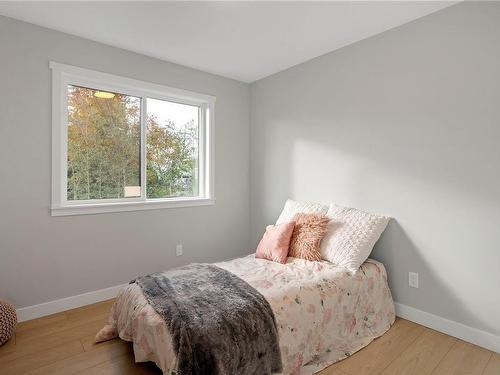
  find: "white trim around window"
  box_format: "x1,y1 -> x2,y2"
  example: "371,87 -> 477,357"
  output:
50,62 -> 215,216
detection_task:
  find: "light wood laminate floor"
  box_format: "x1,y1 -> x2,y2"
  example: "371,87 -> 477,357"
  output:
0,299 -> 498,375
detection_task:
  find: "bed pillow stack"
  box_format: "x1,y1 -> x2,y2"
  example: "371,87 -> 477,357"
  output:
257,199 -> 389,273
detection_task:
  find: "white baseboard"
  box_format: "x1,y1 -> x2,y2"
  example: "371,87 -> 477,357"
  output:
395,302 -> 500,354
16,283 -> 127,322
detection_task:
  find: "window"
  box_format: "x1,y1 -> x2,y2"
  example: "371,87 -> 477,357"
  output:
50,62 -> 215,216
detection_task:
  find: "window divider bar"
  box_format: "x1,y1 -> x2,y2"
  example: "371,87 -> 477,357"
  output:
140,97 -> 147,201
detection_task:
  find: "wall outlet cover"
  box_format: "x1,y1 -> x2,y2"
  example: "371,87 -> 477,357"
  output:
176,244 -> 183,256
409,272 -> 419,288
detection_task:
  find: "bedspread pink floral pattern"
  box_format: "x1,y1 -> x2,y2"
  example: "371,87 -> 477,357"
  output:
105,256 -> 395,374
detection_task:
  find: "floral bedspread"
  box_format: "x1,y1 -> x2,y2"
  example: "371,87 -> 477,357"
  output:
104,255 -> 395,374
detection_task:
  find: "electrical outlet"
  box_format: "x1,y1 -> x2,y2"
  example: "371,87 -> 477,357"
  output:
176,244 -> 183,256
409,272 -> 419,288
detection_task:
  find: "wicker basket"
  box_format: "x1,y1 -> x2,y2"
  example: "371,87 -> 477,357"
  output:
0,299 -> 17,346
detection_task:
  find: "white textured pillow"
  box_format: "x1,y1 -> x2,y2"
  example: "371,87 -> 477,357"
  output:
276,199 -> 328,224
320,204 -> 390,274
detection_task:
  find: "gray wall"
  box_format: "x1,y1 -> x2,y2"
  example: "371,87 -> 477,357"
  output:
0,16 -> 250,308
250,2 -> 500,335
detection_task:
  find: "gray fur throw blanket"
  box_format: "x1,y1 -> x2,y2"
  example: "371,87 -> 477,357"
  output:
132,264 -> 282,375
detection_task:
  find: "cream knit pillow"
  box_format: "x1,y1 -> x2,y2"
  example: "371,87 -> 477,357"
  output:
320,204 -> 390,274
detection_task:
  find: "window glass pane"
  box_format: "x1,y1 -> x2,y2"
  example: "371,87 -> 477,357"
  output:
67,85 -> 141,200
146,98 -> 199,198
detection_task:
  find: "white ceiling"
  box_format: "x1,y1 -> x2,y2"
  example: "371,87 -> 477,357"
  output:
0,1 -> 456,82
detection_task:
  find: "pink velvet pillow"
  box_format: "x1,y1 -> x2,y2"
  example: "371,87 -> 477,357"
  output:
289,213 -> 330,261
255,222 -> 295,264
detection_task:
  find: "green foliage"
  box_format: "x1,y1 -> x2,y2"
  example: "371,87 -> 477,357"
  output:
147,117 -> 198,198
67,85 -> 198,201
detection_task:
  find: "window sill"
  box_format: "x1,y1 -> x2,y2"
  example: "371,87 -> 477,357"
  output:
51,197 -> 215,216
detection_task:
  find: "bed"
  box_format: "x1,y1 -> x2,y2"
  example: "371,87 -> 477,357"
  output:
98,254 -> 395,374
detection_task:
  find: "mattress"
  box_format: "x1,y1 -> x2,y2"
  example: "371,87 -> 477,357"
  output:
104,255 -> 395,374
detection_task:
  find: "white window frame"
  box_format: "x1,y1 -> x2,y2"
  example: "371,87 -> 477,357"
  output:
50,62 -> 215,216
